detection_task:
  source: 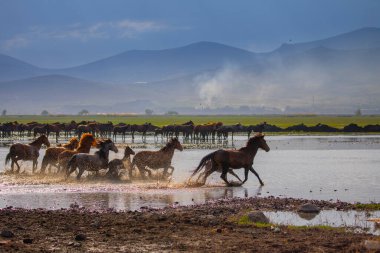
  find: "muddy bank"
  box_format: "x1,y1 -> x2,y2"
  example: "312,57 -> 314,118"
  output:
0,197 -> 378,252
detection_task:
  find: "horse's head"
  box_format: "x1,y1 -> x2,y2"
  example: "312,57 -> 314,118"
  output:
248,133 -> 270,152
101,139 -> 118,153
124,146 -> 135,157
170,137 -> 183,151
40,135 -> 51,147
252,133 -> 270,152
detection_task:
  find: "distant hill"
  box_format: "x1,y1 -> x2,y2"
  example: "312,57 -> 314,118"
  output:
58,41 -> 256,84
0,27 -> 380,114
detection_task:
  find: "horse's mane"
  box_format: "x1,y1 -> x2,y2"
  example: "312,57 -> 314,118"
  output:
77,133 -> 94,149
29,135 -> 47,145
239,133 -> 264,150
161,139 -> 177,152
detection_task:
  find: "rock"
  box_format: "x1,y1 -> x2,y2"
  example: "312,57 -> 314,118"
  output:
298,203 -> 321,213
23,238 -> 33,244
1,230 -> 14,238
216,228 -> 222,233
364,240 -> 380,250
74,234 -> 86,241
247,211 -> 270,223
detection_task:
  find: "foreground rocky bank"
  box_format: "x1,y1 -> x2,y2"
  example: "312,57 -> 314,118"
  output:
0,197 -> 379,252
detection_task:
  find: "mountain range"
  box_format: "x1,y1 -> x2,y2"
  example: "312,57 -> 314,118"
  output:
1,27 -> 380,114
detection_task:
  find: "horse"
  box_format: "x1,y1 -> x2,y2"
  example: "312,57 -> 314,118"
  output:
113,125 -> 131,142
190,133 -> 269,186
194,122 -> 223,141
40,137 -> 79,174
66,139 -> 118,180
190,160 -> 243,185
47,123 -> 64,142
130,123 -> 159,140
131,137 -> 183,179
57,133 -> 97,173
98,122 -> 114,138
5,135 -> 50,173
33,124 -> 48,138
216,124 -> 243,140
106,146 -> 135,180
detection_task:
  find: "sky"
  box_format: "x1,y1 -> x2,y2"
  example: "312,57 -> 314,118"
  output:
1,0 -> 380,68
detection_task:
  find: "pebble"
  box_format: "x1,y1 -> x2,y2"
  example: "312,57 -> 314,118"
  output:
247,211 -> 270,223
23,238 -> 33,244
74,234 -> 86,241
297,203 -> 321,213
1,230 -> 14,238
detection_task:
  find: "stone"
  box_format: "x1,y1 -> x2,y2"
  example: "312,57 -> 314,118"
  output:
297,203 -> 321,213
23,238 -> 33,244
74,234 -> 86,241
1,230 -> 14,238
247,211 -> 270,224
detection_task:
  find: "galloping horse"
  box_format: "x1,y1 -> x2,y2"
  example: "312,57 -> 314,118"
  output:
132,137 -> 183,179
66,139 -> 118,180
57,133 -> 96,173
40,137 -> 79,174
190,133 -> 269,186
106,146 -> 135,179
5,135 -> 50,173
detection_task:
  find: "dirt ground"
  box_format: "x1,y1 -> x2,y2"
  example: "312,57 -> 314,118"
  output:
0,197 -> 379,252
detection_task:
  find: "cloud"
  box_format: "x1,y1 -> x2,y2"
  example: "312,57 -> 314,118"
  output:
1,19 -> 168,50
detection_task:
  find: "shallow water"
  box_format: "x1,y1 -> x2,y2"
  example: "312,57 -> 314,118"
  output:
265,210 -> 380,235
0,135 -> 379,211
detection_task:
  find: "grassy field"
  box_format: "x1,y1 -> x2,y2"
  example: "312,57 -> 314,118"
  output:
1,114 -> 379,129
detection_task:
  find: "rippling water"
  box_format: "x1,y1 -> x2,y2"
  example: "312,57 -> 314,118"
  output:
0,135 -> 379,211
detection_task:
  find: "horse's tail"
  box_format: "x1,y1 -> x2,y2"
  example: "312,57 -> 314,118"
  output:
191,151 -> 217,177
5,152 -> 12,165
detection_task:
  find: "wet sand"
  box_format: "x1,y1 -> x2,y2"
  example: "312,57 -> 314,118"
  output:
0,197 -> 378,252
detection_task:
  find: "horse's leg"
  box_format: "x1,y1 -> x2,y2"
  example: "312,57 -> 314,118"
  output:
241,167 -> 250,184
228,169 -> 242,182
220,163 -> 230,185
10,159 -> 15,172
249,167 -> 264,186
76,168 -> 85,180
15,160 -> 21,173
32,159 -> 38,173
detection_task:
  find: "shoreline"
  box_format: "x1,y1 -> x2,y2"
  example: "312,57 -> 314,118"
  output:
0,196 -> 379,252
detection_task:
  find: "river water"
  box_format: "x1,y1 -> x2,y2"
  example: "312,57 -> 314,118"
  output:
0,135 -> 379,211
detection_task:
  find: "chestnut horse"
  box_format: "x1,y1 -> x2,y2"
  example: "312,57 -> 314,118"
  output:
131,137 -> 183,179
57,133 -> 96,173
40,137 -> 79,174
5,135 -> 50,173
191,133 -> 269,186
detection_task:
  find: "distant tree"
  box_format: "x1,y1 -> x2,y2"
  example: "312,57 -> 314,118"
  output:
41,110 -> 49,116
355,108 -> 362,116
1,109 -> 6,116
78,109 -> 89,116
145,109 -> 154,115
166,111 -> 179,115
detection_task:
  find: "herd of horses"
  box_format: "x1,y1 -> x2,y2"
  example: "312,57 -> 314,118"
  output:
3,130 -> 270,186
0,120 -> 267,142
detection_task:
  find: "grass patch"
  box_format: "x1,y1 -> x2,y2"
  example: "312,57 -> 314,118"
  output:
236,214 -> 272,228
287,225 -> 343,231
355,203 -> 380,210
1,114 -> 380,129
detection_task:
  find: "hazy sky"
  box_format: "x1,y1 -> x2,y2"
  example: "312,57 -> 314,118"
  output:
1,0 -> 379,68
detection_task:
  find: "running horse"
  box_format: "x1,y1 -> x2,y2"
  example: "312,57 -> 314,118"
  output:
66,139 -> 118,180
39,137 -> 79,174
57,133 -> 97,173
5,135 -> 50,173
131,137 -> 183,179
190,133 -> 269,186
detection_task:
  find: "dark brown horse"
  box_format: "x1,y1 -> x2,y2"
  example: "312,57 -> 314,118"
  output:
57,133 -> 97,172
132,137 -> 183,179
5,135 -> 50,173
191,133 -> 269,186
106,146 -> 135,180
40,137 -> 79,174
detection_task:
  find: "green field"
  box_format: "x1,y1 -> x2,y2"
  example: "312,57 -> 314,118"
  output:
1,115 -> 379,129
